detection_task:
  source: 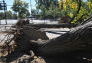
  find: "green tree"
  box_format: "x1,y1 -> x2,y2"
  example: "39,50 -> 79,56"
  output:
12,0 -> 30,18
5,11 -> 13,19
0,11 -> 13,19
36,0 -> 92,24
31,9 -> 39,16
58,0 -> 92,24
36,0 -> 58,9
36,0 -> 59,19
0,12 -> 4,20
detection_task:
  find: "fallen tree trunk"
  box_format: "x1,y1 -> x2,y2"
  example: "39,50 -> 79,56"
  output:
30,21 -> 92,56
13,21 -> 92,56
6,21 -> 92,62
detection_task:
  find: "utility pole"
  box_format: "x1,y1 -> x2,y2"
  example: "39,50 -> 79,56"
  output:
30,0 -> 32,13
30,0 -> 33,23
3,0 -> 7,25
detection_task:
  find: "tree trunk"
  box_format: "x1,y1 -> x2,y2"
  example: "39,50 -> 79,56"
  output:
14,21 -> 92,56
6,21 -> 92,62
33,21 -> 92,56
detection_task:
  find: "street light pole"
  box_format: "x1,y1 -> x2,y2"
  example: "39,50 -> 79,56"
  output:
30,0 -> 33,23
30,0 -> 32,13
3,0 -> 7,25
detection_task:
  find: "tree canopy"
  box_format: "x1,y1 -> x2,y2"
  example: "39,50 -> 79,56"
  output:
12,0 -> 30,18
35,0 -> 92,24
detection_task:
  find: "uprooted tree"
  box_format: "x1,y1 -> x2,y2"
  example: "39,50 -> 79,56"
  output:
4,20 -> 92,63
0,18 -> 92,62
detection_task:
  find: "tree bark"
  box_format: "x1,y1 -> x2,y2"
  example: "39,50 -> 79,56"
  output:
32,21 -> 92,56
14,21 -> 92,56
6,21 -> 92,62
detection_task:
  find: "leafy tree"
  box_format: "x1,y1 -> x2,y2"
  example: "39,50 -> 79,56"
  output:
36,0 -> 59,19
31,9 -> 39,17
35,0 -> 92,24
0,11 -> 14,19
0,12 -> 4,20
12,0 -> 30,18
58,0 -> 92,24
36,0 -> 58,9
5,11 -> 13,19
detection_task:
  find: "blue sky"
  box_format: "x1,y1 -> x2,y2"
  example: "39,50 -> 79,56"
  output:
0,0 -> 36,12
